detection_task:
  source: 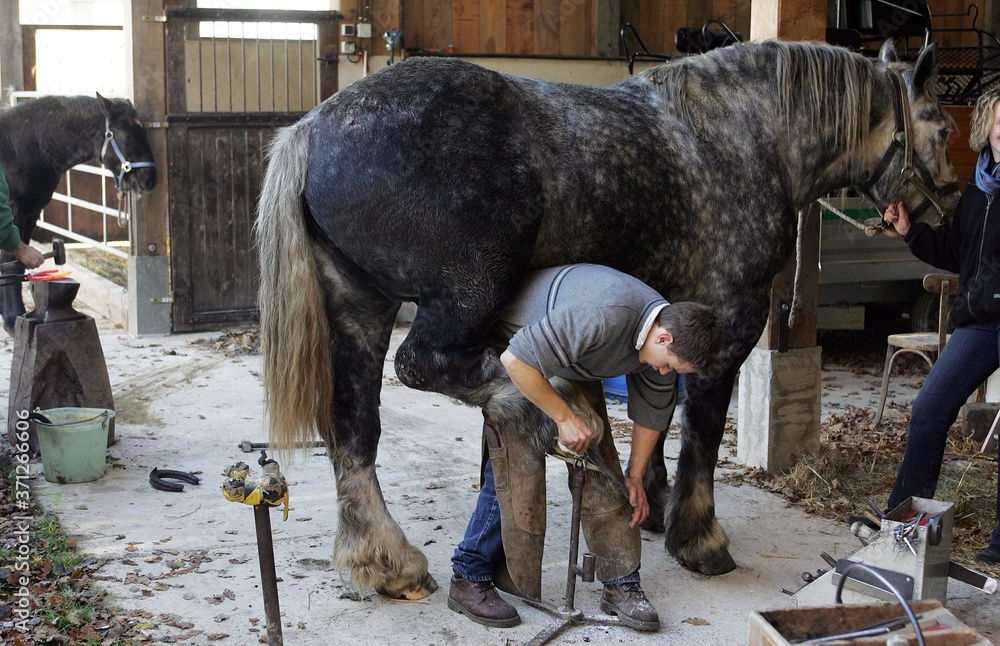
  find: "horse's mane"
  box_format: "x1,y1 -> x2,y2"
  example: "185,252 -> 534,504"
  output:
647,41 -> 877,153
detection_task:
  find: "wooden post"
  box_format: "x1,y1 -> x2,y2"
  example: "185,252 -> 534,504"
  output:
125,0 -> 173,335
750,0 -> 826,42
0,1 -> 23,105
737,4 -> 826,473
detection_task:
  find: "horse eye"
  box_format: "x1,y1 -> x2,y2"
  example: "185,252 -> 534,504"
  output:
939,128 -> 951,141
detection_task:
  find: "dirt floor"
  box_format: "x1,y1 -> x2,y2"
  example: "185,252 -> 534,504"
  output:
2,302 -> 999,645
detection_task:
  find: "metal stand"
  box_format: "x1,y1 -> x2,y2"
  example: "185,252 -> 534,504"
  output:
221,452 -> 289,646
524,459 -> 622,646
254,504 -> 283,646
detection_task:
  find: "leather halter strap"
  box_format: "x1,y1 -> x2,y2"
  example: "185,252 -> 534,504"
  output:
857,69 -> 959,224
100,116 -> 156,190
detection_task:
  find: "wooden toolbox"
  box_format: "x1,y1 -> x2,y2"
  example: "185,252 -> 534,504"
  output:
748,600 -> 992,645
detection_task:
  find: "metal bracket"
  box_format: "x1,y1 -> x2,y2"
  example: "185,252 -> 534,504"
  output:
143,15 -> 167,22
833,558 -> 915,602
151,296 -> 174,304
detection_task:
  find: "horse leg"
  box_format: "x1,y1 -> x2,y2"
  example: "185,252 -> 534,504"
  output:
664,368 -> 739,575
316,264 -> 436,599
394,298 -> 603,456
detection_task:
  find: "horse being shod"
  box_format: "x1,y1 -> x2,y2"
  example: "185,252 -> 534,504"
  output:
0,94 -> 157,332
256,39 -> 960,598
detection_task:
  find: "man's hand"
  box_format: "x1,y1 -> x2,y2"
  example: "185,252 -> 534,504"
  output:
556,412 -> 593,455
624,475 -> 650,528
13,242 -> 45,269
501,349 -> 596,453
883,201 -> 911,237
625,423 -> 661,528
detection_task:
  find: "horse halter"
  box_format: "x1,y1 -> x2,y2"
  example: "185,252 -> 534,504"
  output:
857,68 -> 959,228
101,117 -> 156,190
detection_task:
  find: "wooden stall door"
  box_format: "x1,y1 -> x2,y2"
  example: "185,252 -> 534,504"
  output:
164,8 -> 339,331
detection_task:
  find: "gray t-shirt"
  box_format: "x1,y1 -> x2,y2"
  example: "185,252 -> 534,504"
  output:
502,264 -> 678,431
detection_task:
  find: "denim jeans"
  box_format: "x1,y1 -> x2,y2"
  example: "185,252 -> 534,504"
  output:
451,459 -> 642,584
886,322 -> 1000,548
452,459 -> 506,581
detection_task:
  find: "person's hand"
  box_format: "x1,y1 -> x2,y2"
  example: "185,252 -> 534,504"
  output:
624,475 -> 650,528
556,411 -> 593,455
13,242 -> 45,269
883,201 -> 911,237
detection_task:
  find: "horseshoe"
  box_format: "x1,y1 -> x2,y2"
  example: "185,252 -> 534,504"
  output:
149,467 -> 200,492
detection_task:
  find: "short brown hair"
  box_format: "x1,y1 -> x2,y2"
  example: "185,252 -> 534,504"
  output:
656,302 -> 723,375
969,86 -> 1000,152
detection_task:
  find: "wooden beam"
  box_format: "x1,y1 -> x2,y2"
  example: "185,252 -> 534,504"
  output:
0,1 -> 23,105
125,0 -> 173,334
750,0 -> 825,42
751,0 -> 824,352
594,0 -> 620,57
126,0 -> 169,259
20,27 -> 36,92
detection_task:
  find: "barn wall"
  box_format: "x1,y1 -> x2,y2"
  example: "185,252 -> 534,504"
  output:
343,0 -> 992,58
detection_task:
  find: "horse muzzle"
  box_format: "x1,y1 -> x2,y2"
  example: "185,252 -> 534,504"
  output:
122,165 -> 158,194
905,178 -> 960,225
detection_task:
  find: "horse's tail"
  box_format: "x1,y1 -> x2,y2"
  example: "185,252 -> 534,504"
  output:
255,114 -> 332,457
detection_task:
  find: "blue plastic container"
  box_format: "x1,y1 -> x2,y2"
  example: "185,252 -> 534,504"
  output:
603,375 -> 629,402
603,374 -> 686,405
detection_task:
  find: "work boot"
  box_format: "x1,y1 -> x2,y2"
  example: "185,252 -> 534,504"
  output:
447,576 -> 520,628
600,581 -> 660,632
975,544 -> 1000,564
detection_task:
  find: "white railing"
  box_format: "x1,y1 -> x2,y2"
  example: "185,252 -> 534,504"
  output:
40,164 -> 130,260
9,91 -> 130,260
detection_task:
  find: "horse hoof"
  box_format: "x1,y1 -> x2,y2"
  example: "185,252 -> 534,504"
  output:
680,549 -> 737,576
379,572 -> 439,600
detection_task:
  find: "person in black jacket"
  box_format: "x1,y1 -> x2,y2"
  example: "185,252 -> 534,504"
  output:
883,85 -> 1000,565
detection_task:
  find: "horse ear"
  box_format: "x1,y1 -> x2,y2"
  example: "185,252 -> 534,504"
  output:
879,38 -> 898,66
913,42 -> 939,93
95,92 -> 113,118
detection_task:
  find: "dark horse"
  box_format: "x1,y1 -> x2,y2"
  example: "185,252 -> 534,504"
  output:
0,94 -> 157,331
256,40 -> 960,598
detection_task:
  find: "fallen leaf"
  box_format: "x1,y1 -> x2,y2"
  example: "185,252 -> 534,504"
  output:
684,617 -> 709,626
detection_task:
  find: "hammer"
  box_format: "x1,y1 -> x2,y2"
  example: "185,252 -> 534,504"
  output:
239,439 -> 325,453
0,238 -> 66,271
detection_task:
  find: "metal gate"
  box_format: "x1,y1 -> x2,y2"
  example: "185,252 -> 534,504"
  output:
164,8 -> 340,331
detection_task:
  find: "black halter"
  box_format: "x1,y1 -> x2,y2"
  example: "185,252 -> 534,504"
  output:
857,69 -> 959,224
100,117 -> 156,191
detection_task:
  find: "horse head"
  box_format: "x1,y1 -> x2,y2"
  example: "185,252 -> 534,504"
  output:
95,93 -> 157,195
858,40 -> 961,229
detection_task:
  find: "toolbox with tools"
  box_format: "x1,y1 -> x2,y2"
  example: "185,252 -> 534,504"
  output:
749,496 -> 995,645
748,599 -> 989,645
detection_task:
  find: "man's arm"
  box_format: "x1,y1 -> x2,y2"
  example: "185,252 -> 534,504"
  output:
623,423 -> 660,528
500,348 -> 594,454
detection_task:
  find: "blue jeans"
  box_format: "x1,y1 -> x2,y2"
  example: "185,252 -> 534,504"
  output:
452,459 -> 641,585
886,322 -> 1000,548
452,459 -> 506,581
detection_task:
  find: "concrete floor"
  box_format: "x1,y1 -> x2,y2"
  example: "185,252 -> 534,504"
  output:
2,308 -> 997,645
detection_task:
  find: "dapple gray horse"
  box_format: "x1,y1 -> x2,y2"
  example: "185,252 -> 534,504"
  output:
255,40 -> 959,598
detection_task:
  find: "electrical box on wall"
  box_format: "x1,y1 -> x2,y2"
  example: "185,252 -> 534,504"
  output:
356,22 -> 372,38
341,24 -> 356,37
341,41 -> 356,54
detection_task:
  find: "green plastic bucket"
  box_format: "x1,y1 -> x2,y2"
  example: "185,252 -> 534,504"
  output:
34,408 -> 114,484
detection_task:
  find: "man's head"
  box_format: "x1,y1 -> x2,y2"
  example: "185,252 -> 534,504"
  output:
638,302 -> 723,376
